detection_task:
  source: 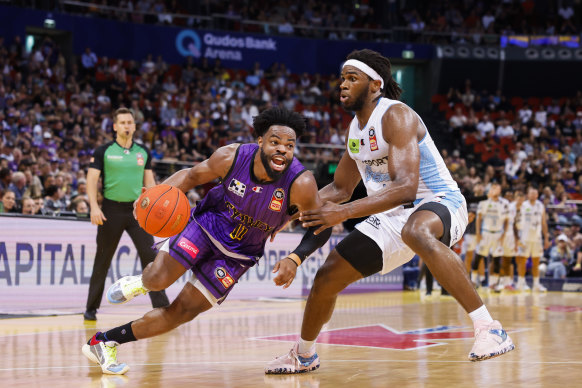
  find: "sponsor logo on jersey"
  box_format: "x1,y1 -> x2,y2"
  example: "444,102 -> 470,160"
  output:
136,152 -> 144,166
224,200 -> 275,233
252,186 -> 263,193
348,138 -> 360,154
106,155 -> 123,160
369,127 -> 379,151
215,266 -> 235,288
361,156 -> 389,166
228,178 -> 246,197
365,215 -> 381,229
269,188 -> 285,212
364,165 -> 390,183
360,139 -> 365,146
178,237 -> 199,259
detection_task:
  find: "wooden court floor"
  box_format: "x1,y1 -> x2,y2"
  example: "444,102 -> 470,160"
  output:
1,289 -> 581,388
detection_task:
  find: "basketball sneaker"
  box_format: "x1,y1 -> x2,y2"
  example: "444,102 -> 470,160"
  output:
107,275 -> 149,304
82,333 -> 129,375
468,320 -> 515,361
265,343 -> 320,374
533,283 -> 547,292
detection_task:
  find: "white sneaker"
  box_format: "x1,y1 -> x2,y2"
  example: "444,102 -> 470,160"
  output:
516,282 -> 530,291
265,342 -> 320,374
82,333 -> 129,375
468,320 -> 515,361
107,275 -> 149,304
533,283 -> 547,292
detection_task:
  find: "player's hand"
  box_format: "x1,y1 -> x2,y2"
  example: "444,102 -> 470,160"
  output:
133,187 -> 147,220
90,207 -> 107,225
299,201 -> 346,235
272,258 -> 298,288
544,239 -> 551,250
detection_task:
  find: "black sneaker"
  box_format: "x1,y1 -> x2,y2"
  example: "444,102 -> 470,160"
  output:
84,309 -> 97,321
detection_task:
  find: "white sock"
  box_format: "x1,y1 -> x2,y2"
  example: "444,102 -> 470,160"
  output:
298,338 -> 316,354
471,272 -> 478,283
518,276 -> 525,285
468,305 -> 494,325
533,277 -> 540,286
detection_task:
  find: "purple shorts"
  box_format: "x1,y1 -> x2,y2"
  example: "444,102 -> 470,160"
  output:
166,220 -> 252,304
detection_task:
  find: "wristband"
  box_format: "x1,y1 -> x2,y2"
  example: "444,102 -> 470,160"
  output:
286,253 -> 302,267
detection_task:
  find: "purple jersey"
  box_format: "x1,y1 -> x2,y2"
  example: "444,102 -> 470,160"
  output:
193,143 -> 306,261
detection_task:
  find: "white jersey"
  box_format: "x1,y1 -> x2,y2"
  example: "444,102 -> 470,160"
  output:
518,200 -> 545,242
346,98 -> 464,214
506,200 -> 517,237
477,197 -> 508,233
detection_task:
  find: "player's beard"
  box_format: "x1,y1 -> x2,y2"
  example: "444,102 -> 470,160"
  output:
260,147 -> 290,181
342,85 -> 369,112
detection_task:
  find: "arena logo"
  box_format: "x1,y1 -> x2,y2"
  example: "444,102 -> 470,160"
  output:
175,29 -> 277,62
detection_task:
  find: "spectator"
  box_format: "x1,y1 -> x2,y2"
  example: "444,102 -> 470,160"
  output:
8,171 -> 27,201
81,47 -> 98,78
0,189 -> 16,213
43,184 -> 67,215
21,196 -> 35,215
546,234 -> 572,279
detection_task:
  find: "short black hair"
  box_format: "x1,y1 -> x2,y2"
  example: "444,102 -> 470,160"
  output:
346,49 -> 402,100
252,106 -> 306,138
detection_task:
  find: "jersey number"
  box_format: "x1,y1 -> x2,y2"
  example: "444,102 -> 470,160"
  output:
230,224 -> 248,241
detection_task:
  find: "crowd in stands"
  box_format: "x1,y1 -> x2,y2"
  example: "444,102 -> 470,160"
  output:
27,1 -> 582,43
433,79 -> 582,279
0,34 -> 347,217
2,22 -> 582,278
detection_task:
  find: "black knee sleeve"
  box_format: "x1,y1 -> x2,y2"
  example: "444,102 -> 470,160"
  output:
472,254 -> 484,271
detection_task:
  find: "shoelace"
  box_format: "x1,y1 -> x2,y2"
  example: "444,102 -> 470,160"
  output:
122,278 -> 147,295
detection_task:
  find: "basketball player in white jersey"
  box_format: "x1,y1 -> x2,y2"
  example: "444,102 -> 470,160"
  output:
516,187 -> 549,291
472,183 -> 508,290
463,183 -> 486,279
498,191 -> 524,291
265,49 -> 514,375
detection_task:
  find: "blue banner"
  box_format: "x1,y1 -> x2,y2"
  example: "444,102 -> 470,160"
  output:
0,5 -> 434,75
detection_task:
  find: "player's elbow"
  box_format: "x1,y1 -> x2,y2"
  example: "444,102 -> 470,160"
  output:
398,178 -> 418,203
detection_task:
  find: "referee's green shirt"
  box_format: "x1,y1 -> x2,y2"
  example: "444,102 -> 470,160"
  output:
89,141 -> 152,202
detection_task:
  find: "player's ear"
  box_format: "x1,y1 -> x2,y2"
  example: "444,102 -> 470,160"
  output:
257,136 -> 263,147
371,79 -> 382,93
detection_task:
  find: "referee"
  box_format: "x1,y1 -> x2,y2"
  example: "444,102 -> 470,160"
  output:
84,107 -> 169,321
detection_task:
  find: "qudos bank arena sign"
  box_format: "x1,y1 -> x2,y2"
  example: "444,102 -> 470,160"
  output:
175,29 -> 277,61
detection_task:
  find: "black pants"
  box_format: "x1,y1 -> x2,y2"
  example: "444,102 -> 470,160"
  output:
86,198 -> 169,311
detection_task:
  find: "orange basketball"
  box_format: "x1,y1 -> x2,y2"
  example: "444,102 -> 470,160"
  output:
135,184 -> 190,238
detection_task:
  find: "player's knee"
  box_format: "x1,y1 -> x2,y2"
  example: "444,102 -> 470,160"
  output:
401,222 -> 430,250
143,272 -> 169,292
311,256 -> 350,297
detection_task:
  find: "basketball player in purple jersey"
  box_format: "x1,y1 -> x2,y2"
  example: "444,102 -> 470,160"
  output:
266,49 -> 514,374
82,107 -> 332,375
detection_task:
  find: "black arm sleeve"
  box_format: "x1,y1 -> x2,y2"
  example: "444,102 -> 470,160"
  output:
292,226 -> 333,263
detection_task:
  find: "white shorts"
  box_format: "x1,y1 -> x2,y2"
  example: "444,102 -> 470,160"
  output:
463,234 -> 477,253
477,231 -> 504,257
159,239 -> 218,306
355,193 -> 468,275
517,240 -> 543,258
502,233 -> 516,257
